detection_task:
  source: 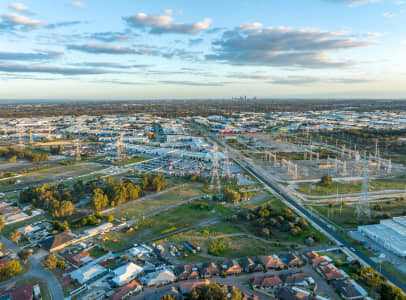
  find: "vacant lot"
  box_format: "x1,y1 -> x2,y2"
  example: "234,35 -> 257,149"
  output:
310,200 -> 406,229
297,177 -> 406,196
111,182 -> 206,219
100,200 -> 233,251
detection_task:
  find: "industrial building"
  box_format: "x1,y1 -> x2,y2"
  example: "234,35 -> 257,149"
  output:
358,216 -> 406,257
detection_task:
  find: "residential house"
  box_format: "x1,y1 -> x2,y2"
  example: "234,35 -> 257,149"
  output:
39,232 -> 75,252
260,255 -> 286,270
176,264 -> 199,281
331,279 -> 368,300
280,253 -> 303,268
70,264 -> 108,284
252,275 -> 283,293
0,284 -> 34,300
303,251 -> 328,267
143,268 -> 176,287
239,257 -> 264,273
275,286 -> 312,300
109,280 -> 143,300
221,260 -> 242,275
111,263 -> 143,287
200,262 -> 220,278
317,264 -> 345,282
145,287 -> 181,300
280,272 -> 315,288
179,280 -> 211,295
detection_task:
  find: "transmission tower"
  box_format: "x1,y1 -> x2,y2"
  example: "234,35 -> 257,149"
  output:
209,145 -> 221,194
17,128 -> 24,149
29,128 -> 33,144
75,139 -> 81,161
47,126 -> 53,140
221,152 -> 232,178
355,163 -> 371,220
116,133 -> 124,160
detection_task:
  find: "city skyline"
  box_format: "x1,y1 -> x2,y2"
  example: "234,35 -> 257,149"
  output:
0,0 -> 405,100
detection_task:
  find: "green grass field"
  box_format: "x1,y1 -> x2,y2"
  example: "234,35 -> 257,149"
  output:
297,177 -> 406,196
210,236 -> 281,258
112,156 -> 148,166
310,200 -> 406,229
110,183 -> 206,220
100,199 -> 233,251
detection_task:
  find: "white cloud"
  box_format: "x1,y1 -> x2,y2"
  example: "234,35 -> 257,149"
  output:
67,43 -> 135,54
0,13 -> 44,30
68,1 -> 86,8
9,3 -> 36,15
123,13 -> 212,34
239,22 -> 263,32
164,9 -> 173,15
206,25 -> 375,69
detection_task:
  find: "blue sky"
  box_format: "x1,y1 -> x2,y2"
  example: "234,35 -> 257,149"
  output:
0,0 -> 405,100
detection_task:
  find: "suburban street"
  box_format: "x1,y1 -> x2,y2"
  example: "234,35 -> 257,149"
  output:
0,236 -> 64,300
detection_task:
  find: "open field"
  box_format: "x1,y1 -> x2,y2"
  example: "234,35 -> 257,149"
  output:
0,162 -> 104,191
111,182 -> 206,219
112,156 -> 149,166
309,200 -> 406,229
297,177 -> 406,196
100,200 -> 233,251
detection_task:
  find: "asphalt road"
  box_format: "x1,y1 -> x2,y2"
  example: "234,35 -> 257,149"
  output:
0,237 -> 64,300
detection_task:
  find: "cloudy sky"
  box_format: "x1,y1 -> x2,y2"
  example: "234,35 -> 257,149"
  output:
0,0 -> 405,100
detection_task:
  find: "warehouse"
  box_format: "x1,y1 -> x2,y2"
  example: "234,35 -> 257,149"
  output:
358,216 -> 406,257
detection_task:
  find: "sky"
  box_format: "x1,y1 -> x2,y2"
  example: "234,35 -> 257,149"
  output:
0,0 -> 405,100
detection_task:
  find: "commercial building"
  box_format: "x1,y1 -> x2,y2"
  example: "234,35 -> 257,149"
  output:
358,216 -> 406,257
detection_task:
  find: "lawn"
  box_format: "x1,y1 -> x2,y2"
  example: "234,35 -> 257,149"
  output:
88,246 -> 108,258
15,277 -> 51,300
111,182 -> 206,219
297,177 -> 406,196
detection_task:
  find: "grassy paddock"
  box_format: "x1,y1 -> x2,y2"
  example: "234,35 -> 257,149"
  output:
297,177 -> 406,196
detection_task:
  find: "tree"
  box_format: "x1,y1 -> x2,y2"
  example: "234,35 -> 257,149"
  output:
52,200 -> 74,218
161,295 -> 177,300
42,254 -> 58,269
0,241 -> 2,251
0,260 -> 22,280
223,187 -> 241,203
8,155 -> 17,163
0,215 -> 5,233
320,175 -> 333,186
18,249 -> 32,264
190,282 -> 236,300
9,230 -> 21,243
107,215 -> 114,222
381,282 -> 406,300
91,188 -> 109,211
57,260 -> 66,269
